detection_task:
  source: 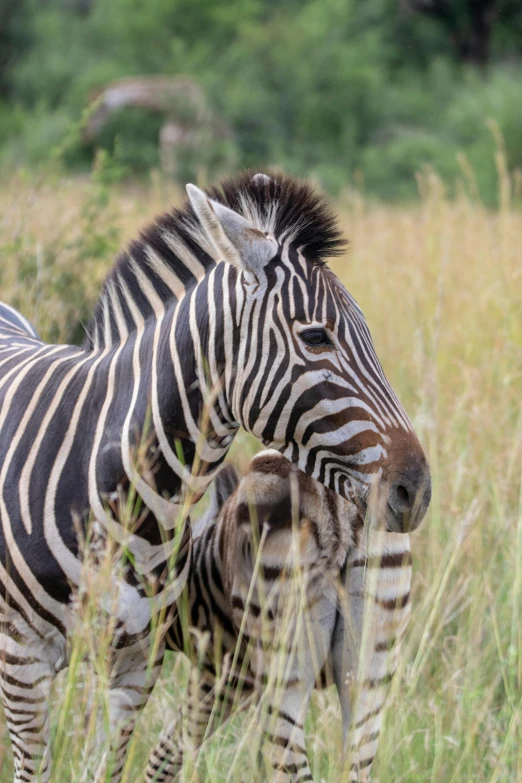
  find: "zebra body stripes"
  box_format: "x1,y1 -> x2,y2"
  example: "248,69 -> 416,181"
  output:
0,171 -> 429,781
146,450 -> 412,782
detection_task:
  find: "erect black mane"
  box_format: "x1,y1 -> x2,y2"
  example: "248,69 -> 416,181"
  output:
84,170 -> 347,349
205,169 -> 347,263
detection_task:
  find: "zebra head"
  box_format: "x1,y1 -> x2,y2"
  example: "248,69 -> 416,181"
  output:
187,173 -> 430,533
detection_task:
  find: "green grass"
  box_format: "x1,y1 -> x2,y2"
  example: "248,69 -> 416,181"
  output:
0,166 -> 520,781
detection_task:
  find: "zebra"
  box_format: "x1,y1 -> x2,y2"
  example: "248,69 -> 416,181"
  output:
0,171 -> 430,782
145,450 -> 412,783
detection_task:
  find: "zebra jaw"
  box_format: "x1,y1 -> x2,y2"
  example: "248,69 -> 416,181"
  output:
186,183 -> 278,275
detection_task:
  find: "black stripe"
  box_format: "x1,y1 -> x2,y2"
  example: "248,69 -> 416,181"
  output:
350,551 -> 412,568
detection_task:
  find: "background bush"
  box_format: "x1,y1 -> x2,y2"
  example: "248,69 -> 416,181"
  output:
1,0 -> 522,202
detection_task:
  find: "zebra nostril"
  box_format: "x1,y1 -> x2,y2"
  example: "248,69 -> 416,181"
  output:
395,484 -> 410,508
386,466 -> 431,532
388,478 -> 416,514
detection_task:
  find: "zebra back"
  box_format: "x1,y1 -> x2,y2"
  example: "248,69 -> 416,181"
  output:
0,301 -> 39,339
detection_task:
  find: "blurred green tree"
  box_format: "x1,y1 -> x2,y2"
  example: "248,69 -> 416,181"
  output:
401,0 -> 522,65
0,0 -> 521,204
0,0 -> 34,99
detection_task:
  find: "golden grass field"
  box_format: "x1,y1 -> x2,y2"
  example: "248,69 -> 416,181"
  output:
0,164 -> 520,781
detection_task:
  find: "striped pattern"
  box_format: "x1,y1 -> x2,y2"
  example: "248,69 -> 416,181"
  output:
0,302 -> 192,783
145,451 -> 412,782
333,532 -> 412,780
0,171 -> 427,782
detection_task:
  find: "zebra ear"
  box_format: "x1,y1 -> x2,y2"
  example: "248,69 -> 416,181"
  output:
186,184 -> 277,275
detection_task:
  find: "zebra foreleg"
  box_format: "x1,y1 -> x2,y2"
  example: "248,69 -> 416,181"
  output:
144,668 -> 224,783
145,665 -> 248,783
332,533 -> 412,782
0,643 -> 54,783
144,706 -> 183,783
258,678 -> 315,783
333,620 -> 390,783
332,563 -> 384,782
94,636 -> 165,783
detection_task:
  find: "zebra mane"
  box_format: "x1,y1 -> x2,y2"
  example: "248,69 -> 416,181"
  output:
85,170 -> 346,350
205,170 -> 347,262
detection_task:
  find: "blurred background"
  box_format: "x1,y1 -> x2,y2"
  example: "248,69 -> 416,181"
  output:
1,0 -> 522,204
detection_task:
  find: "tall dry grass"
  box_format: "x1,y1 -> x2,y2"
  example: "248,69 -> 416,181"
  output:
0,164 -> 520,781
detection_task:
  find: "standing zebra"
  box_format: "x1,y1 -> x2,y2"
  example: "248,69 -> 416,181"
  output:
145,450 -> 412,783
0,171 -> 430,782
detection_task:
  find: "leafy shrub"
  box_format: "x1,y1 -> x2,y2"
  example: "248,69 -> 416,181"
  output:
1,0 -> 521,204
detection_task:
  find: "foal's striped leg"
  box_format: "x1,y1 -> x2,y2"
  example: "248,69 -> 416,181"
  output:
0,638 -> 54,783
94,635 -> 165,783
332,531 -> 412,782
252,588 -> 337,783
260,679 -> 314,783
145,667 -> 248,782
145,669 -> 218,783
144,706 -> 183,783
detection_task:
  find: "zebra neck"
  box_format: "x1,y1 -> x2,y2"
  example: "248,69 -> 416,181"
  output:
93,273 -> 238,540
153,267 -> 239,497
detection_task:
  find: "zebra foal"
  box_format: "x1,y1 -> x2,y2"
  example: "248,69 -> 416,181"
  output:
146,450 -> 412,782
0,171 -> 429,781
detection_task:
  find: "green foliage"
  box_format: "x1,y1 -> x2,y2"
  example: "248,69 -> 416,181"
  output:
0,0 -> 34,98
0,145 -> 124,346
50,147 -> 124,344
1,0 -> 522,204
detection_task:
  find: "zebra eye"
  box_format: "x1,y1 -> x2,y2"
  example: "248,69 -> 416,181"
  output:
299,328 -> 331,347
